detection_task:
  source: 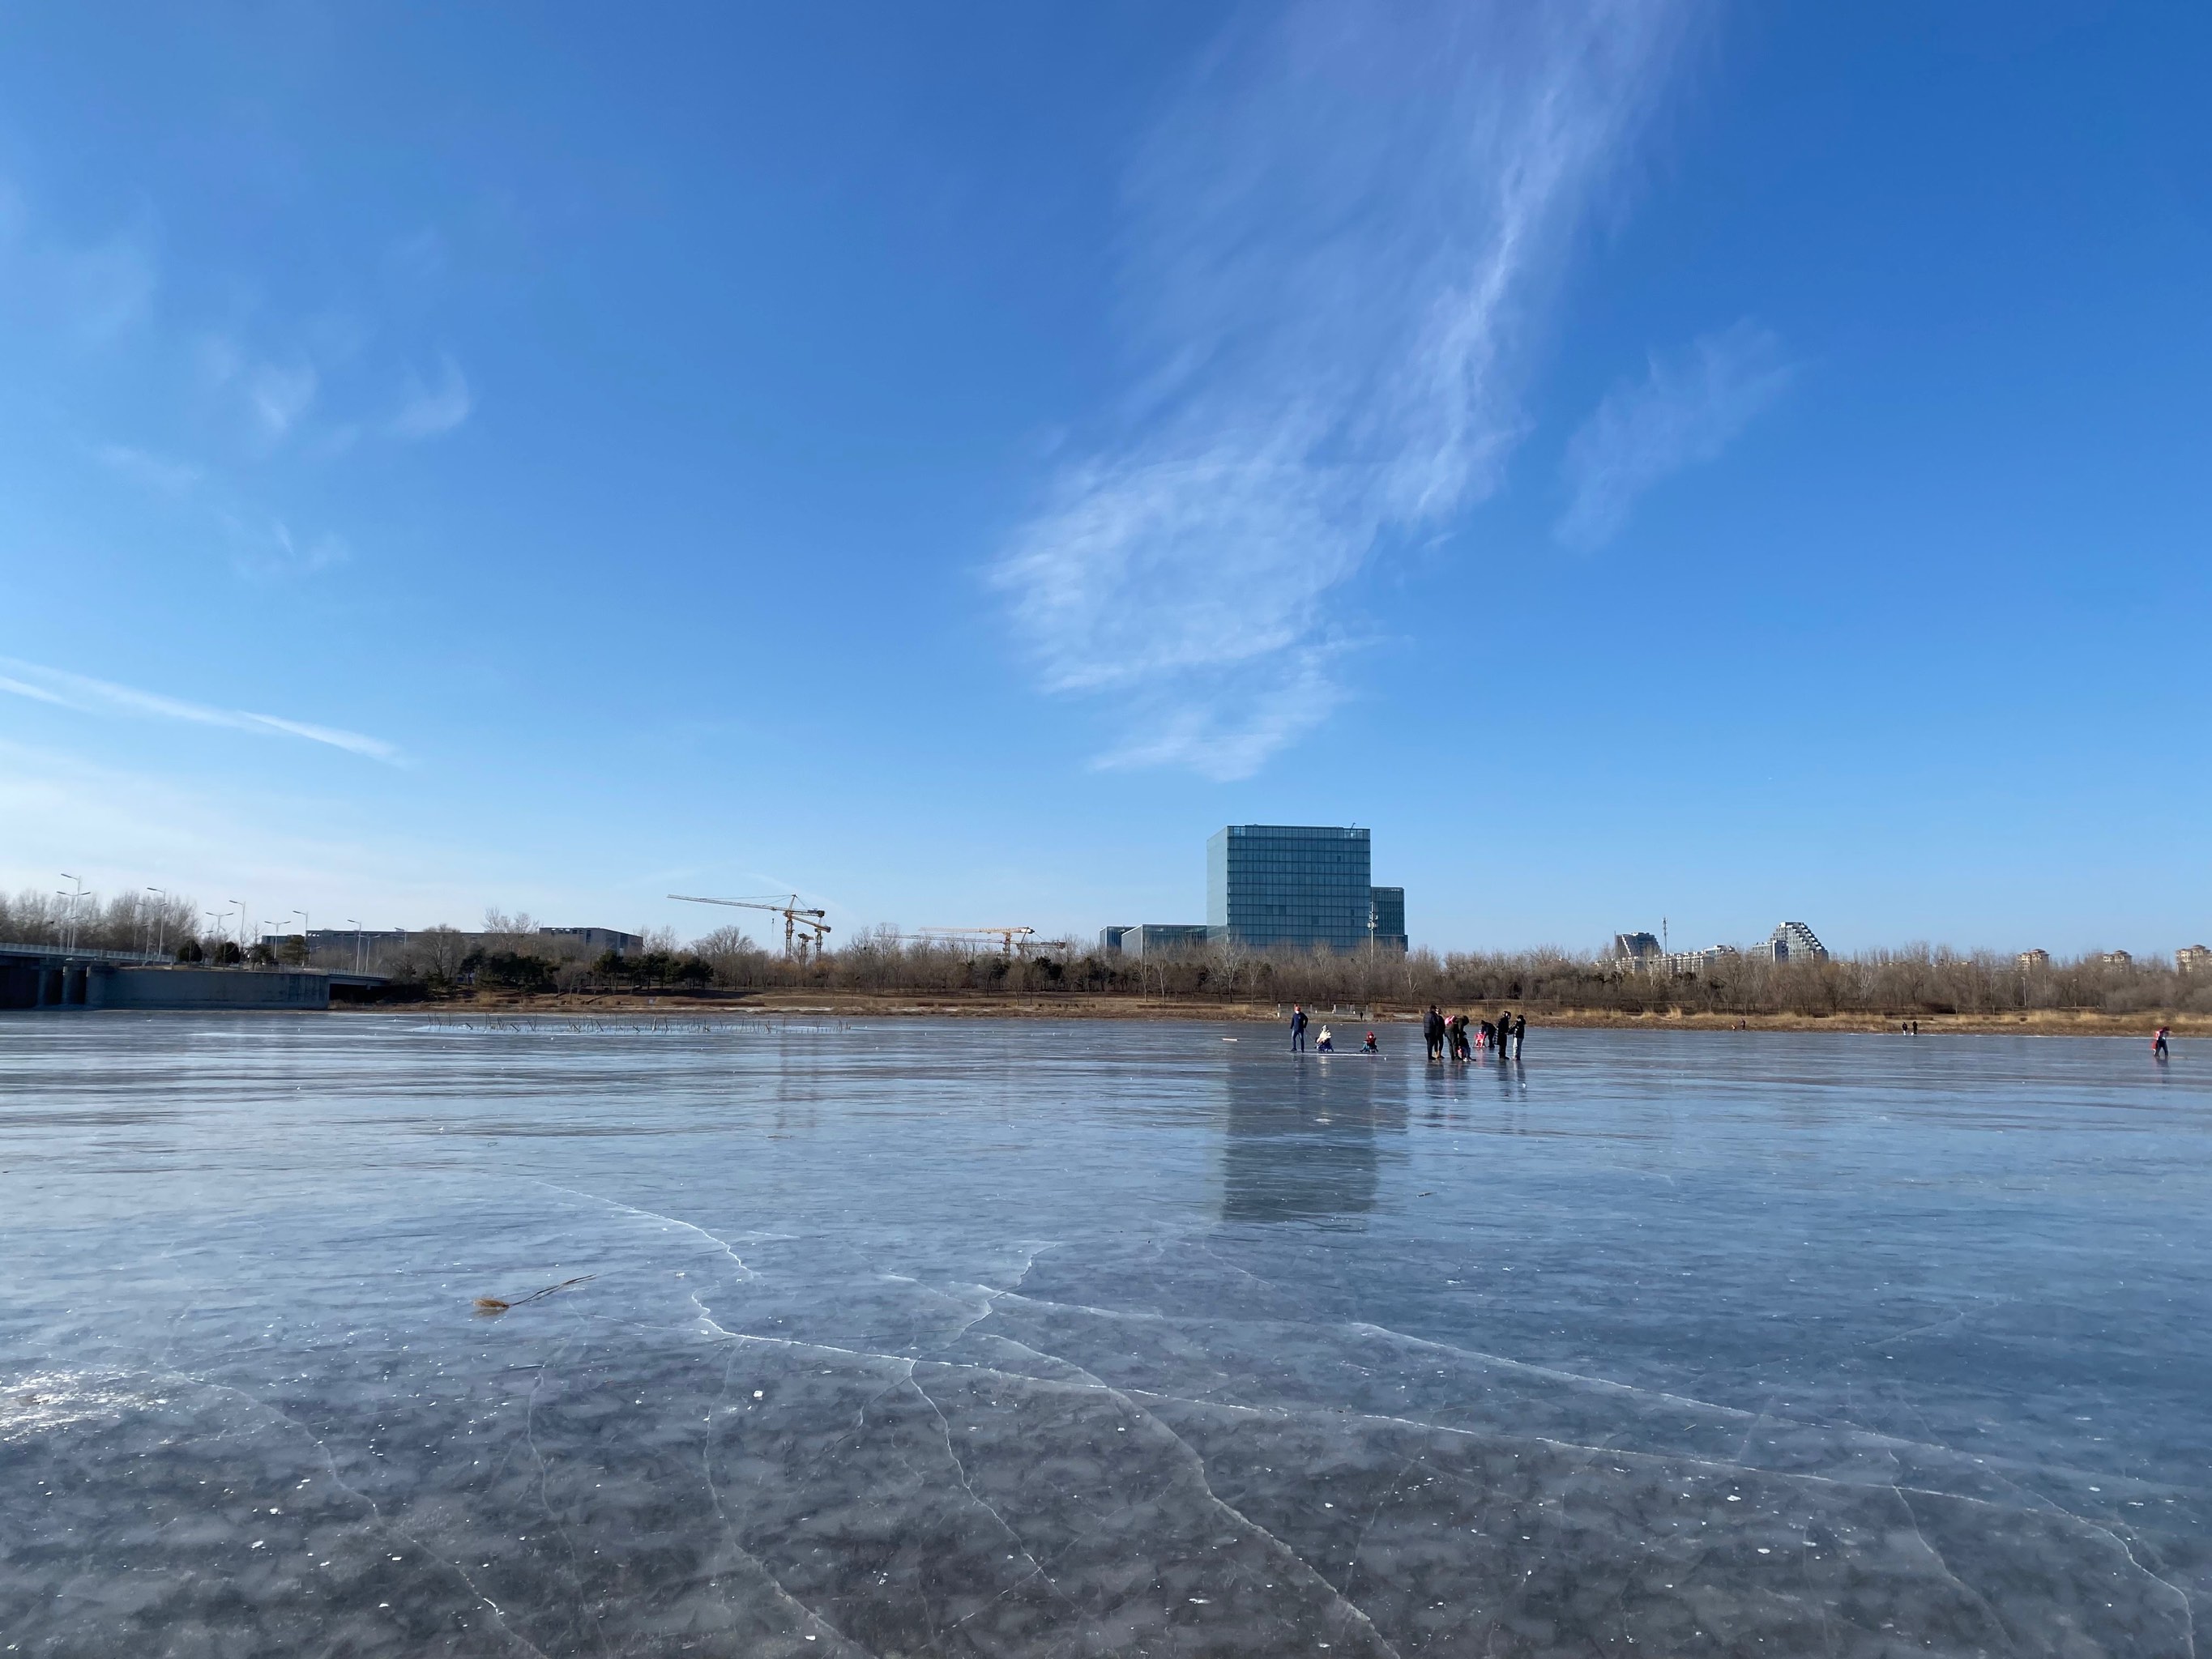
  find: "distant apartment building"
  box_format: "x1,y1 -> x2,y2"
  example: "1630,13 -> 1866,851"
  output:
1758,922 -> 1829,964
2017,949 -> 2052,970
1208,825 -> 1374,952
2098,949 -> 2134,967
1661,944 -> 1740,977
1612,921 -> 1826,975
1610,932 -> 1662,969
2178,945 -> 2212,974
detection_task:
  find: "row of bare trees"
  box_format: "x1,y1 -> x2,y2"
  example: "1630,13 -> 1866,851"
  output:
604,932 -> 2212,1017
8,886 -> 2207,1015
0,887 -> 203,957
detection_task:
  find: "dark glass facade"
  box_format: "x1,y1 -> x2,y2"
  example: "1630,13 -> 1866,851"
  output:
1369,886 -> 1407,954
1207,825 -> 1373,951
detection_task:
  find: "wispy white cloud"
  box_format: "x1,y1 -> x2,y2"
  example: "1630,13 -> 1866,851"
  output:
1091,647 -> 1350,781
993,2 -> 1689,778
221,518 -> 351,580
246,358 -> 318,439
0,675 -> 68,707
92,441 -> 203,494
194,335 -> 322,446
0,179 -> 159,344
389,355 -> 471,440
1555,321 -> 1795,550
0,658 -> 399,762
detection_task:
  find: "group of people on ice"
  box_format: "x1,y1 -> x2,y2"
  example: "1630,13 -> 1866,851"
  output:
1283,1004 -> 1525,1060
1287,1006 -> 1377,1053
1424,1005 -> 1524,1062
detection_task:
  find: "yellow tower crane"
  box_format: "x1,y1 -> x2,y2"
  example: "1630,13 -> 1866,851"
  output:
907,926 -> 1036,957
669,893 -> 831,962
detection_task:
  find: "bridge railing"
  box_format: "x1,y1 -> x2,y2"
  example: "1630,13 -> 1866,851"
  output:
0,940 -> 172,965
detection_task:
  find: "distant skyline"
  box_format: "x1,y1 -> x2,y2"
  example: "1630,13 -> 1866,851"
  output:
2,4 -> 2208,957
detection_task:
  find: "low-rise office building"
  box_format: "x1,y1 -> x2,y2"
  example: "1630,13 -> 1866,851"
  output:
538,927 -> 645,954
1119,923 -> 1213,959
262,925 -> 645,959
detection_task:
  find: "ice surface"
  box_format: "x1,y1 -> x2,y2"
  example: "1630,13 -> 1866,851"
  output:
1,1016 -> 2207,1655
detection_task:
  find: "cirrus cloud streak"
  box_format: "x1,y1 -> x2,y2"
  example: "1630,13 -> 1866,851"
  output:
0,657 -> 400,762
1555,321 -> 1796,550
993,1 -> 1690,779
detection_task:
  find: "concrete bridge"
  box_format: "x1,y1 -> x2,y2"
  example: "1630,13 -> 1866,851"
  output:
0,942 -> 386,1011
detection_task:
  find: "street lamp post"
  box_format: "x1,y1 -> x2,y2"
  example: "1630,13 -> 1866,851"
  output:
293,909 -> 309,968
59,873 -> 83,951
147,889 -> 167,961
228,901 -> 245,953
347,919 -> 363,974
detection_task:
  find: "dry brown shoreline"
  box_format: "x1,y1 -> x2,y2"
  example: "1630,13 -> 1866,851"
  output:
350,990 -> 2206,1038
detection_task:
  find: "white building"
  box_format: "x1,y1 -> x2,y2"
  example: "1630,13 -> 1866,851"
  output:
1611,920 -> 1827,976
1759,922 -> 1829,963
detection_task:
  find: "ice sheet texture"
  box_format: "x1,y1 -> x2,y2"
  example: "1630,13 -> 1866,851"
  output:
2,1015 -> 2207,1656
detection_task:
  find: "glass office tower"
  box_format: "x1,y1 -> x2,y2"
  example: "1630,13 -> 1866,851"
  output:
1206,825 -> 1373,951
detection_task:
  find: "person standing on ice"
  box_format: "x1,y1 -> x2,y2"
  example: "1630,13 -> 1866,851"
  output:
1290,1004 -> 1309,1051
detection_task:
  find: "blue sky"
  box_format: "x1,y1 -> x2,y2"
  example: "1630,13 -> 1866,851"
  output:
2,2 -> 2207,957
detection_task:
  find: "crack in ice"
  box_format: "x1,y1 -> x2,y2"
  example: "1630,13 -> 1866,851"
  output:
695,1343 -> 875,1656
906,1363 -> 1081,1618
519,1328 -> 614,1657
1892,1486 -> 2013,1642
534,1180 -> 758,1280
166,1367 -> 554,1658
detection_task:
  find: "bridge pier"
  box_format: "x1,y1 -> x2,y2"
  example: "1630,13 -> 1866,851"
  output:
2,945 -> 376,1010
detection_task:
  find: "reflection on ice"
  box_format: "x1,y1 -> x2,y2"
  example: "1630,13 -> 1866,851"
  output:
1,1017 -> 2207,1655
1221,1056 -> 1399,1223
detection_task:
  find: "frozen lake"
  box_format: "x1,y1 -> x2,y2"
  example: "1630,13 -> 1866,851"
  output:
2,1014 -> 2206,1657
